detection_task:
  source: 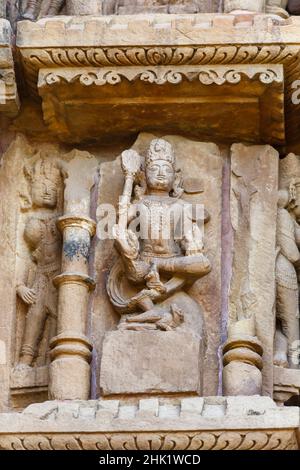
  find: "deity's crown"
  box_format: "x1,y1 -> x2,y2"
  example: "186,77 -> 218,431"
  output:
25,158 -> 61,184
146,139 -> 175,168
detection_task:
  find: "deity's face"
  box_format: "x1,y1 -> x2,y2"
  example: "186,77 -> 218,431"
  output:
31,178 -> 58,208
145,159 -> 175,192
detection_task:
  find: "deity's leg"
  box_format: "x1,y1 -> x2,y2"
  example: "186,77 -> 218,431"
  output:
19,304 -> 47,366
277,284 -> 300,368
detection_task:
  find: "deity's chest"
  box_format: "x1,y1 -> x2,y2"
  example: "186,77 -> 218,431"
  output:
138,198 -> 182,257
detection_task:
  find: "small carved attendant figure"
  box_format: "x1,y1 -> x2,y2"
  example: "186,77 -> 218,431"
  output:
16,158 -> 62,369
107,138 -> 211,331
274,179 -> 300,369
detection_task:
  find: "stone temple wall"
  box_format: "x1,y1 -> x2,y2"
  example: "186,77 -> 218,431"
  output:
0,0 -> 300,451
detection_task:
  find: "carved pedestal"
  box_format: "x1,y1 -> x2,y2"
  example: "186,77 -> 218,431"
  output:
100,293 -> 205,397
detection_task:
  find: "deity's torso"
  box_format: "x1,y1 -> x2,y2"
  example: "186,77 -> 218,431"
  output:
136,195 -> 185,259
28,217 -> 61,272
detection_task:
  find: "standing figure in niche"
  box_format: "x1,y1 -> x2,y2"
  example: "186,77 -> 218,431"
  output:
274,179 -> 300,369
16,158 -> 62,369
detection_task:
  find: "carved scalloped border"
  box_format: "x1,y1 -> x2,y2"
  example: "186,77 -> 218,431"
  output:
37,64 -> 284,88
0,429 -> 298,450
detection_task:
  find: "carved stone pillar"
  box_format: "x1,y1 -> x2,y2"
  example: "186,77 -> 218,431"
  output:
49,151 -> 98,400
223,319 -> 263,396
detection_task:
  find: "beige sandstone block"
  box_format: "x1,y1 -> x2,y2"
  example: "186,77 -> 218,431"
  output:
100,329 -> 204,396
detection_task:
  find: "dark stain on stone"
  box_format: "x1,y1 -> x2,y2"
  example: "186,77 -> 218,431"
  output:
64,239 -> 90,261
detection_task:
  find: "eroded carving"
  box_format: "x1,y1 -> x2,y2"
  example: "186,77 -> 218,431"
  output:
15,156 -> 63,370
0,430 -> 297,450
275,153 -> 300,369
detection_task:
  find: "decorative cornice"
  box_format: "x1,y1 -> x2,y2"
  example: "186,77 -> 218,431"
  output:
38,64 -> 283,88
0,430 -> 297,451
0,396 -> 298,450
21,44 -> 297,90
16,15 -> 300,143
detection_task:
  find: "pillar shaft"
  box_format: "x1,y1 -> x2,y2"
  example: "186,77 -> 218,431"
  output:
48,151 -> 98,400
49,216 -> 96,400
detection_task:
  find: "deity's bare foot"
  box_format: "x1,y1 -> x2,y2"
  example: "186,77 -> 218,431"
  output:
126,308 -> 164,324
21,10 -> 36,21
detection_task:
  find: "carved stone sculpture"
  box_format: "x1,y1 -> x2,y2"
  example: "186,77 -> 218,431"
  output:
274,173 -> 300,369
107,138 -> 211,332
100,135 -> 217,397
16,158 -> 63,369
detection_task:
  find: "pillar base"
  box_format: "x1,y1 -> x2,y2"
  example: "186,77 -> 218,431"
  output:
49,333 -> 92,400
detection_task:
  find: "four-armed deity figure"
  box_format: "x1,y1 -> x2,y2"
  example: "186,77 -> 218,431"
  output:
107,138 -> 211,331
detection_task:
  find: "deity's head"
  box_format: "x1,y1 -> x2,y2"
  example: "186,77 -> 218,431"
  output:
28,159 -> 61,209
145,139 -> 176,193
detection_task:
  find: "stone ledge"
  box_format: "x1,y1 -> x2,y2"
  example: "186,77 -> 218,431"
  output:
0,397 -> 298,450
17,14 -> 297,48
